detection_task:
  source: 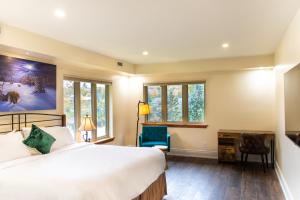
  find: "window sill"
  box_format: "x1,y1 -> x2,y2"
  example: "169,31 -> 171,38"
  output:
142,123 -> 208,128
93,137 -> 115,144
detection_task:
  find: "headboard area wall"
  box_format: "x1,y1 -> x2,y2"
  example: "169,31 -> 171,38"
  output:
0,113 -> 66,134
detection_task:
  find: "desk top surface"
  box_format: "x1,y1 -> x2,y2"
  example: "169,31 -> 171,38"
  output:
218,129 -> 275,135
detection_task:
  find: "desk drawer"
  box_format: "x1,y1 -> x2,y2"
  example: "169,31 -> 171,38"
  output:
218,145 -> 236,162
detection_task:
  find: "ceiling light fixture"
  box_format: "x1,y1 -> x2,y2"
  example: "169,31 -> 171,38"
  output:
54,9 -> 65,18
222,43 -> 229,49
142,51 -> 149,56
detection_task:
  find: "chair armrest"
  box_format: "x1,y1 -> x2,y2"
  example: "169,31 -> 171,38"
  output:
138,134 -> 143,146
167,133 -> 171,152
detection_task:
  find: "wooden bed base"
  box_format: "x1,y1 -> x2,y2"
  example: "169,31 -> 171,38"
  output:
133,172 -> 167,200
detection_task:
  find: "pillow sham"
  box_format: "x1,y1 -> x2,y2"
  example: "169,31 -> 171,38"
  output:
23,125 -> 56,154
41,126 -> 74,150
22,126 -> 74,151
0,131 -> 31,163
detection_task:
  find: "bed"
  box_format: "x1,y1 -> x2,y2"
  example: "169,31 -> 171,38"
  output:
0,113 -> 167,200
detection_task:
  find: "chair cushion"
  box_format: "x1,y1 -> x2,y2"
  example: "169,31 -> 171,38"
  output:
239,146 -> 270,154
140,141 -> 168,147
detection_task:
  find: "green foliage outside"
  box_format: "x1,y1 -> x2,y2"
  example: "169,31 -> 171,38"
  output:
188,84 -> 205,122
148,86 -> 162,122
167,85 -> 182,122
64,81 -> 107,138
96,84 -> 106,137
147,84 -> 205,123
63,80 -> 75,134
80,82 -> 92,118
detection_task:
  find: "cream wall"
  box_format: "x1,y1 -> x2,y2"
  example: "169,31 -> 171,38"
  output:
125,69 -> 276,158
274,8 -> 300,200
0,23 -> 135,74
136,55 -> 273,74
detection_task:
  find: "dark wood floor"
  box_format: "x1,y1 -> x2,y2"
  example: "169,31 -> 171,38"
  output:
165,156 -> 285,200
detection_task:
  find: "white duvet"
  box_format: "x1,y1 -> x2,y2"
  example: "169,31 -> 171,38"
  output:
0,143 -> 166,200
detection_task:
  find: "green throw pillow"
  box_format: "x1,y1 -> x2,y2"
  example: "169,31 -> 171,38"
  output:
23,124 -> 56,154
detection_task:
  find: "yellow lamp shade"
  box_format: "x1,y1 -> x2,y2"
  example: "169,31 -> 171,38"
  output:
139,104 -> 150,115
79,115 -> 96,131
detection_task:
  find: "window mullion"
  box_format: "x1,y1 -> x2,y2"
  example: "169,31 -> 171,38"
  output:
143,86 -> 148,122
182,84 -> 188,123
74,82 -> 81,140
161,85 -> 167,123
91,83 -> 97,141
105,85 -> 110,138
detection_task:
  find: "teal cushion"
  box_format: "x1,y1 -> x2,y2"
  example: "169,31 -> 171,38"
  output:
23,124 -> 56,154
140,141 -> 168,147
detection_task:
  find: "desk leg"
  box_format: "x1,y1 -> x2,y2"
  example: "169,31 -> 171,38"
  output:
271,139 -> 275,169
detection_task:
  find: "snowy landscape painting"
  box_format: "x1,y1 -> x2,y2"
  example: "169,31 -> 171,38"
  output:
0,55 -> 56,112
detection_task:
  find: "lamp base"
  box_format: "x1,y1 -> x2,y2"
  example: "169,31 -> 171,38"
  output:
83,131 -> 90,142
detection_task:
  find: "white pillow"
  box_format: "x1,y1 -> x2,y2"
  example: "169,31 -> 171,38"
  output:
22,126 -> 75,151
43,126 -> 75,150
0,131 -> 31,163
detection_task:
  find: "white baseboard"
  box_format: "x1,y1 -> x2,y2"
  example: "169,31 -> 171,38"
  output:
169,148 -> 218,159
275,162 -> 294,200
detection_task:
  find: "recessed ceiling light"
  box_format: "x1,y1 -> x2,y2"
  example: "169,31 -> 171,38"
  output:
222,43 -> 229,48
142,51 -> 149,56
54,9 -> 65,18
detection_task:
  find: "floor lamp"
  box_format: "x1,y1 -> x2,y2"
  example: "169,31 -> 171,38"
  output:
136,100 -> 150,146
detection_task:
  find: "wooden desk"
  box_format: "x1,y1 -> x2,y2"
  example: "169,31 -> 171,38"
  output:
218,129 -> 275,168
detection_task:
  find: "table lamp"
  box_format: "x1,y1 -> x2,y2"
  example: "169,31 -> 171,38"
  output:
136,100 -> 150,146
79,115 -> 96,142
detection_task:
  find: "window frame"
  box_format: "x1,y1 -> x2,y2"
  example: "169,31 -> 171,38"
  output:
144,81 -> 206,125
64,76 -> 112,140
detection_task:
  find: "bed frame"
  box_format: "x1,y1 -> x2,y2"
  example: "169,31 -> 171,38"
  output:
0,113 -> 66,134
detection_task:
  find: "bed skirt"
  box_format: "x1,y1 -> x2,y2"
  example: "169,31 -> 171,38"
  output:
132,172 -> 167,200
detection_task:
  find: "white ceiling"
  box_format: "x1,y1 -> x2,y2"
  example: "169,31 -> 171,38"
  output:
0,0 -> 299,64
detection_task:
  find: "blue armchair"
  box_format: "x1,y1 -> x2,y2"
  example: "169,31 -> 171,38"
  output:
139,126 -> 171,151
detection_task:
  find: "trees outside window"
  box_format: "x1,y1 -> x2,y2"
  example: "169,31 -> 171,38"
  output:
147,86 -> 162,122
96,84 -> 107,138
63,80 -> 75,136
167,85 -> 182,122
63,79 -> 110,140
188,84 -> 205,123
145,82 -> 205,124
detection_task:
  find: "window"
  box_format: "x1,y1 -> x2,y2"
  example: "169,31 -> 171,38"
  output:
167,85 -> 182,122
144,82 -> 205,124
80,82 -> 92,118
63,78 -> 111,140
147,86 -> 162,122
63,80 -> 75,134
96,83 -> 108,138
188,84 -> 205,122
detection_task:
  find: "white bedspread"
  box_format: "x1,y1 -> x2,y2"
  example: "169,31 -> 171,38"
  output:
0,143 -> 166,200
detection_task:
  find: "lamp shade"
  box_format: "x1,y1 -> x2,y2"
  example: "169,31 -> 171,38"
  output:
139,104 -> 150,115
79,115 -> 96,131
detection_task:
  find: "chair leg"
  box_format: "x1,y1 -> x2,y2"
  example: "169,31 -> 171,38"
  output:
244,154 -> 248,170
261,154 -> 266,173
265,154 -> 268,169
241,153 -> 244,168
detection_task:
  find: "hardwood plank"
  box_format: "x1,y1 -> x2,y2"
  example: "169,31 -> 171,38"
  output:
165,156 -> 285,200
